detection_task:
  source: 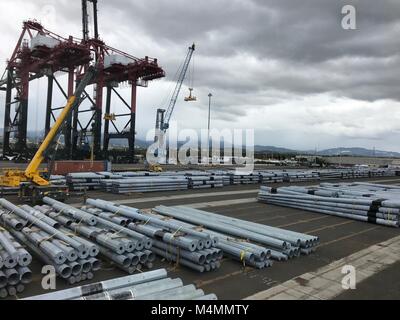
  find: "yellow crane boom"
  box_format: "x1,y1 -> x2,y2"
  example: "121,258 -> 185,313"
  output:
0,67 -> 97,187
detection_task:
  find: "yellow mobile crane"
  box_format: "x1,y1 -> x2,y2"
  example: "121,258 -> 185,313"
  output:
0,67 -> 97,202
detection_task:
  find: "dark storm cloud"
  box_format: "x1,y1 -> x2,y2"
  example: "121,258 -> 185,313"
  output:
85,0 -> 400,104
3,0 -> 399,102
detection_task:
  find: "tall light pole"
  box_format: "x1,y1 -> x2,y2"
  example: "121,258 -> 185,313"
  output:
208,93 -> 212,158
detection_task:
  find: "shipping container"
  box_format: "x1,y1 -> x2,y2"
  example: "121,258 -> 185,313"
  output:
48,160 -> 111,175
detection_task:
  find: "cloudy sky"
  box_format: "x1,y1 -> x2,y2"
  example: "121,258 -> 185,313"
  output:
0,0 -> 399,151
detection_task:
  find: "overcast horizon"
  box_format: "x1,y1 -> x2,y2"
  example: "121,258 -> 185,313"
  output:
0,0 -> 399,152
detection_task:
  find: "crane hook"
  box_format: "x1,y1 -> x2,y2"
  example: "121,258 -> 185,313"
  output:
184,88 -> 197,102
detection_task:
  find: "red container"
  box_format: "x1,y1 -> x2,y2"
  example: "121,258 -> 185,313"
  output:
49,160 -> 110,175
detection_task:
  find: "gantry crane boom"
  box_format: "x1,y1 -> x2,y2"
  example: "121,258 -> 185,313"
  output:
0,67 -> 97,187
155,43 -> 195,133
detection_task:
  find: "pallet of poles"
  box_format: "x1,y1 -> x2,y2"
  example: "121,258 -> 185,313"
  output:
188,176 -> 223,189
23,269 -> 217,300
110,176 -> 189,193
119,171 -> 160,177
96,171 -> 123,179
0,198 -> 101,285
39,197 -> 154,274
99,179 -> 118,192
228,172 -> 259,185
134,210 -> 223,272
158,171 -> 186,176
258,183 -> 400,227
318,170 -> 343,180
207,171 -> 232,186
148,210 -> 272,268
152,205 -> 319,262
66,172 -> 106,191
0,226 -> 32,298
49,175 -> 67,185
0,187 -> 20,196
258,171 -> 285,183
283,171 -> 320,182
85,198 -> 222,273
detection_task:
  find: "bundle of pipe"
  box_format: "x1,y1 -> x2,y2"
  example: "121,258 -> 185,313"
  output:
152,205 -> 317,263
0,187 -> 21,196
96,171 -> 124,179
133,212 -> 223,272
317,170 -> 344,180
66,172 -> 106,191
207,170 -> 231,185
158,171 -> 187,176
270,168 -> 395,183
119,171 -> 160,177
86,199 -> 222,273
258,171 -> 285,183
331,168 -> 396,180
23,268 -> 217,300
187,175 -> 223,189
110,176 -> 188,193
258,182 -> 400,227
39,197 -> 154,274
181,170 -> 211,176
100,179 -> 119,192
60,167 -> 398,194
148,209 -> 271,268
282,171 -> 320,183
0,198 -> 101,285
49,175 -> 67,185
0,227 -> 32,298
228,172 -> 260,185
96,172 -> 124,191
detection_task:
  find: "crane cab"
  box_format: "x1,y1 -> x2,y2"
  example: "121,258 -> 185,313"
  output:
184,88 -> 197,101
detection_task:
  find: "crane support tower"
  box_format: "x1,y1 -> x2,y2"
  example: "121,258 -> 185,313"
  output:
0,1 -> 165,163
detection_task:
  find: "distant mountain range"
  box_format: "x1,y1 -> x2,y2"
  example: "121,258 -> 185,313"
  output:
254,146 -> 400,158
14,130 -> 400,158
137,141 -> 400,158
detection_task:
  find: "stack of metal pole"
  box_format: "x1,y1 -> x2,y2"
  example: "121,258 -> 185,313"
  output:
282,171 -> 320,182
153,205 -> 319,262
228,172 -> 260,185
258,182 -> 400,227
86,199 -> 222,273
96,172 -> 124,192
131,211 -> 223,273
317,170 -> 343,180
110,176 -> 189,193
0,227 -> 32,298
23,269 -> 217,300
119,171 -> 159,177
0,187 -> 21,196
96,171 -> 124,179
49,175 -> 67,185
0,198 -> 101,285
148,209 -> 272,267
66,172 -> 106,191
187,175 -> 223,189
39,197 -> 154,274
258,171 -> 285,183
59,167 -> 398,195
